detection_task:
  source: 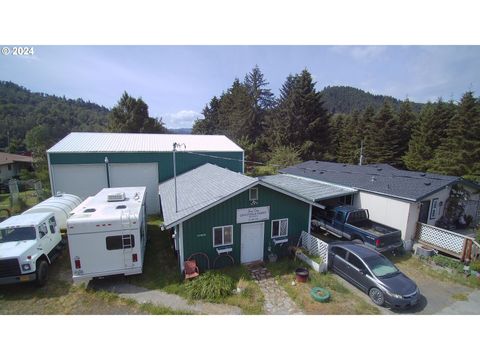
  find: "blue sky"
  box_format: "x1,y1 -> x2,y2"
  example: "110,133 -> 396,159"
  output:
1,46 -> 479,128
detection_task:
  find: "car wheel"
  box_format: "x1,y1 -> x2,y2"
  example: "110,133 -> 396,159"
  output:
35,260 -> 48,287
352,238 -> 363,245
369,287 -> 385,306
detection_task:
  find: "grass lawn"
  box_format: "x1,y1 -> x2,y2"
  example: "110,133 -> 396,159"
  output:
128,217 -> 264,314
0,239 -> 188,315
388,252 -> 480,289
0,190 -> 41,215
267,259 -> 380,315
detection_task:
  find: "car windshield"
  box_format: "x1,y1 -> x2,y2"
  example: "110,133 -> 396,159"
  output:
0,227 -> 37,243
364,255 -> 399,278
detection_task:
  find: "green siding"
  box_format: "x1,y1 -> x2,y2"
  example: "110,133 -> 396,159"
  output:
181,185 -> 310,270
49,151 -> 243,182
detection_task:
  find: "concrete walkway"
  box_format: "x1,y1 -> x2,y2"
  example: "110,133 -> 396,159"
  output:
249,265 -> 303,315
437,290 -> 480,314
92,281 -> 242,315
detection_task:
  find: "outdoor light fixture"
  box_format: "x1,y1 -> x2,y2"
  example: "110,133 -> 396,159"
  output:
104,156 -> 110,188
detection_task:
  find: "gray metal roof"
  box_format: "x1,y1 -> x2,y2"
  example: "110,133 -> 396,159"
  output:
159,163 -> 257,228
260,174 -> 357,202
48,132 -> 243,153
281,161 -> 460,202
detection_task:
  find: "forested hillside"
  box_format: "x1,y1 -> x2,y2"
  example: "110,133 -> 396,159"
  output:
0,81 -> 110,153
192,66 -> 480,181
319,85 -> 423,114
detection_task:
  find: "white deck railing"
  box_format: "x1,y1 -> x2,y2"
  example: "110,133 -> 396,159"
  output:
300,231 -> 329,265
415,222 -> 479,261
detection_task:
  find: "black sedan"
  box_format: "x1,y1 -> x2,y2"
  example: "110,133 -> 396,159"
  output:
328,242 -> 419,309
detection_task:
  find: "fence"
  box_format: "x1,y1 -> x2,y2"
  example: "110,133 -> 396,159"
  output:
299,231 -> 329,265
415,222 -> 479,261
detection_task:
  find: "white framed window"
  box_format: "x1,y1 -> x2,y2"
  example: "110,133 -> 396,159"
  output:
249,187 -> 258,201
271,218 -> 288,238
430,198 -> 439,219
213,225 -> 233,247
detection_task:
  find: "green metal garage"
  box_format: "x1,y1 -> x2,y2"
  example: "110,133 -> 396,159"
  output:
47,132 -> 244,214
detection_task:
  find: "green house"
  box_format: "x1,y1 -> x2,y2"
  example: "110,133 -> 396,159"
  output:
159,163 -> 356,272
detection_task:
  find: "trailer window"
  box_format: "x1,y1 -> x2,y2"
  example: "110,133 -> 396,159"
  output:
106,234 -> 135,250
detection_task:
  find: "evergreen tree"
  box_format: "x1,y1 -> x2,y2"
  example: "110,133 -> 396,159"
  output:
403,100 -> 455,171
192,96 -> 220,135
430,92 -> 480,179
396,99 -> 417,167
244,65 -> 275,140
336,111 -> 362,164
265,74 -> 297,148
364,101 -> 395,164
274,70 -> 330,160
108,92 -> 167,133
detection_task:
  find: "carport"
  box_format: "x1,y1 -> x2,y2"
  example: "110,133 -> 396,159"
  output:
259,173 -> 357,233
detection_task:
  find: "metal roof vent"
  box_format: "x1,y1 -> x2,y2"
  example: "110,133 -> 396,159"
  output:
371,176 -> 376,182
83,208 -> 96,213
116,205 -> 127,209
420,173 -> 426,177
424,181 -> 431,186
107,192 -> 126,202
377,168 -> 383,171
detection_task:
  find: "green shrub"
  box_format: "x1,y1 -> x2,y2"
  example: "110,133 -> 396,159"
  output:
185,271 -> 235,301
470,260 -> 480,272
432,255 -> 463,272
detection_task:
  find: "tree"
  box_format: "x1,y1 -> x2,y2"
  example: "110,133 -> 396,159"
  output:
430,92 -> 480,179
268,145 -> 302,168
363,101 -> 395,164
396,99 -> 417,167
244,65 -> 275,141
25,125 -> 52,185
403,100 -> 455,171
192,96 -> 220,135
270,70 -> 330,160
108,92 -> 167,133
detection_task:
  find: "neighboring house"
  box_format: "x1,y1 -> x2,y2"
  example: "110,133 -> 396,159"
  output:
281,161 -> 480,243
47,132 -> 244,214
158,163 -> 355,272
0,152 -> 33,183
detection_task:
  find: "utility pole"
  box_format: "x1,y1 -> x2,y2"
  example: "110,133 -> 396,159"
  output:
358,140 -> 364,166
173,142 -> 186,213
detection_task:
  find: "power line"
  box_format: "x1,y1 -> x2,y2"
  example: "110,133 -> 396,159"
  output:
183,150 -> 282,168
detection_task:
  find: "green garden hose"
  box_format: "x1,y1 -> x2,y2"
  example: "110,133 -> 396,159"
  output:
310,287 -> 331,302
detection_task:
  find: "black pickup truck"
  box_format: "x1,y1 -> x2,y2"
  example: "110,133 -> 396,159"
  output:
312,205 -> 404,252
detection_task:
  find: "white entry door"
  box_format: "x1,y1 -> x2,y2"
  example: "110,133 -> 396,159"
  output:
241,222 -> 265,263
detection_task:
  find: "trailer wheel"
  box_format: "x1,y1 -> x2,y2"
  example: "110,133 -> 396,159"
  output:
35,260 -> 48,287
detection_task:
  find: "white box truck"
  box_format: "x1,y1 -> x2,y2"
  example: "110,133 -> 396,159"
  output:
0,193 -> 81,286
67,187 -> 147,283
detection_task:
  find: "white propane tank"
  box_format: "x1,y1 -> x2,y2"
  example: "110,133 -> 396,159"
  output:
23,193 -> 82,230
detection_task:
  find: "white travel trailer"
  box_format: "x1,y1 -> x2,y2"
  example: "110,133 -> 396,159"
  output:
67,187 -> 147,283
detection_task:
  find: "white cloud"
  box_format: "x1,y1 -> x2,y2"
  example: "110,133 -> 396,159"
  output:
161,110 -> 204,129
330,45 -> 387,62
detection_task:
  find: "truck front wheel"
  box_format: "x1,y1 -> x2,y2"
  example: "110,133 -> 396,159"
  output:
35,260 -> 48,287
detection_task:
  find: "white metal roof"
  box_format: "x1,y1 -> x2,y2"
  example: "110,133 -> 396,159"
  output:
48,132 -> 243,153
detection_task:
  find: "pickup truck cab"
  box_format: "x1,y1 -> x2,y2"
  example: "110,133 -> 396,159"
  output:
0,212 -> 64,286
312,205 -> 403,252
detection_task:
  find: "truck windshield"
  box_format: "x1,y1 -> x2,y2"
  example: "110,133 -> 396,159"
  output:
364,255 -> 399,278
0,227 -> 36,243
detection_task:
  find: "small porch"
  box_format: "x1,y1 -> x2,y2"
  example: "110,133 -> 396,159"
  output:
415,222 -> 480,262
